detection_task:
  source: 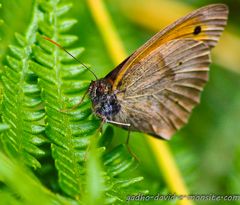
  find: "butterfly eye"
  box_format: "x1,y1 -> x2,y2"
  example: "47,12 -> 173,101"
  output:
96,85 -> 104,95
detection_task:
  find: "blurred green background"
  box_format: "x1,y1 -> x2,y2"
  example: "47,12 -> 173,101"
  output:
0,0 -> 240,205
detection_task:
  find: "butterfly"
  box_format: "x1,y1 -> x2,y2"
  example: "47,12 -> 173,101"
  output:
44,4 -> 228,140
88,4 -> 228,140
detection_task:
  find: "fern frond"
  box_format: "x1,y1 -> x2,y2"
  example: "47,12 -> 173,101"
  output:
83,145 -> 105,205
29,0 -> 100,197
102,144 -> 147,204
0,1 -> 48,169
0,0 -> 144,202
0,125 -> 68,205
30,0 -> 146,201
78,126 -> 146,204
0,151 -> 73,205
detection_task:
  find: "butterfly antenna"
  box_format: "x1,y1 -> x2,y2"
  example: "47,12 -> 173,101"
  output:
42,36 -> 98,80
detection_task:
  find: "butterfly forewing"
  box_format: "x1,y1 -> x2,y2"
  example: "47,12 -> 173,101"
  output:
114,39 -> 210,139
112,4 -> 228,90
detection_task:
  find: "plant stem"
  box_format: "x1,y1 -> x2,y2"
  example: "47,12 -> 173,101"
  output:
86,0 -> 126,64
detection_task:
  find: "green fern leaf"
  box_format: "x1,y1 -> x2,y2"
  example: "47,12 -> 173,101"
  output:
29,0 -> 100,197
0,150 -> 73,205
0,0 -> 146,202
0,1 -> 48,169
102,145 -> 147,204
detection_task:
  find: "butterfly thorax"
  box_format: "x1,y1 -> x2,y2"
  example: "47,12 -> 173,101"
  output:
89,79 -> 121,120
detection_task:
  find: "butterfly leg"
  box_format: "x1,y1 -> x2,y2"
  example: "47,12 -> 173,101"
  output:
104,119 -> 139,161
125,126 -> 139,162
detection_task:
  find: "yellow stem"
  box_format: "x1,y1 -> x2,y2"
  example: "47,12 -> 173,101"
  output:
86,0 -> 126,65
146,136 -> 193,205
86,1 -> 193,205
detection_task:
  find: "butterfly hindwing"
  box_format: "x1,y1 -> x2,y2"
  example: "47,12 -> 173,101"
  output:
114,39 -> 210,139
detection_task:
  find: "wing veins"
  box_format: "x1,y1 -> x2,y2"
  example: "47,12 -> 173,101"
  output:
163,88 -> 199,104
152,94 -> 183,130
126,41 -> 208,92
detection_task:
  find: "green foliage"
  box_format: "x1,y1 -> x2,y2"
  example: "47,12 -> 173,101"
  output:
1,1 -> 240,205
0,150 -> 73,205
0,0 -> 145,204
1,0 -> 47,169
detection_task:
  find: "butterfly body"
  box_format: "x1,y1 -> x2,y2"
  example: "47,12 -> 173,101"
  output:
89,80 -> 121,119
88,4 -> 228,139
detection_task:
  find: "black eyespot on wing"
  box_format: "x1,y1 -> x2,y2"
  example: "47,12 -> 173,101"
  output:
178,61 -> 183,66
193,26 -> 201,35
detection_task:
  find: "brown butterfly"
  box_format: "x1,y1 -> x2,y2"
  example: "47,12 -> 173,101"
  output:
88,4 -> 228,140
44,4 -> 228,140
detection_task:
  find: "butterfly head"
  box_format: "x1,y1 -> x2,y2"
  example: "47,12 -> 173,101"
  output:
89,79 -> 121,119
89,79 -> 112,102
